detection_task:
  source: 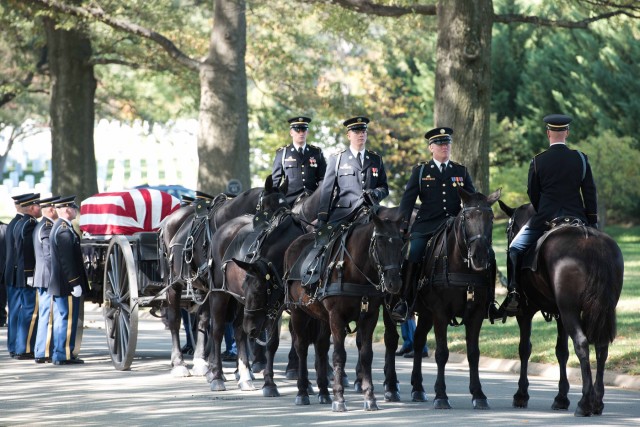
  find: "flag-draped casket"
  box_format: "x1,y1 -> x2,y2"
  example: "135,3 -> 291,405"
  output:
80,189 -> 180,235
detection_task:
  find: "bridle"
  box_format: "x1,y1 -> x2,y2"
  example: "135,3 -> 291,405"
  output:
454,205 -> 494,269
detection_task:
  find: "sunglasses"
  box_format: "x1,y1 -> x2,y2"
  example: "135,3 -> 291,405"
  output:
292,127 -> 308,133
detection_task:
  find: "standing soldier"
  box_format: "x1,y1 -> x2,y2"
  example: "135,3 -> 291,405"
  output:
1,219 -> 7,327
4,193 -> 33,356
392,127 -> 476,321
33,196 -> 60,363
272,116 -> 327,206
317,116 -> 389,226
49,196 -> 89,365
13,193 -> 42,359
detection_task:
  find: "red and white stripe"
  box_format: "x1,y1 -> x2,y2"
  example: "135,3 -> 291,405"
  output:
79,189 -> 180,235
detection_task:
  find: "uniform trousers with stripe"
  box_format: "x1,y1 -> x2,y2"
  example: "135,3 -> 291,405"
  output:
52,295 -> 81,362
6,285 -> 19,354
34,288 -> 54,359
15,286 -> 38,355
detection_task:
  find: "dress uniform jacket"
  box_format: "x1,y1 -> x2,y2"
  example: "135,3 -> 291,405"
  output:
272,143 -> 327,205
3,213 -> 23,287
318,148 -> 389,223
13,214 -> 38,288
0,221 -> 7,286
49,219 -> 90,297
33,217 -> 55,289
399,160 -> 475,235
527,144 -> 598,230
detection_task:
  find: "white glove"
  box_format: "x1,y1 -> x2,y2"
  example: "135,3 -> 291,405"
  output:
26,277 -> 34,287
71,285 -> 83,298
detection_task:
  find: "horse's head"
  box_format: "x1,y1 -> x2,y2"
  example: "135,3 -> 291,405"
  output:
369,212 -> 405,294
498,200 -> 535,245
457,187 -> 501,271
256,175 -> 289,214
232,257 -> 283,343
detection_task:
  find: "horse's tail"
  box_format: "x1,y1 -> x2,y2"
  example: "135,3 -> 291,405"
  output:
581,236 -> 621,345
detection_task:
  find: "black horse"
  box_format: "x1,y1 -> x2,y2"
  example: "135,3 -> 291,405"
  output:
498,201 -> 623,417
284,212 -> 405,411
409,188 -> 501,409
205,178 -> 293,394
158,176 -> 286,376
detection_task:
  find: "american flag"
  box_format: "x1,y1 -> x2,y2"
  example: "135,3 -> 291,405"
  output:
79,189 -> 180,235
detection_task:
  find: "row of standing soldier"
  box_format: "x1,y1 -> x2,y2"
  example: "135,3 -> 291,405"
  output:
270,113 -> 598,323
2,193 -> 89,365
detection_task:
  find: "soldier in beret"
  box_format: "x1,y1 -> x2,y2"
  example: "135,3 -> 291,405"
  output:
33,196 -> 60,363
49,196 -> 89,365
13,193 -> 42,359
393,127 -> 475,322
495,114 -> 598,317
272,116 -> 327,206
4,193 -> 34,356
317,116 -> 389,226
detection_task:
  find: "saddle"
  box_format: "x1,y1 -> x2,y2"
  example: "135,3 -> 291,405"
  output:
522,216 -> 589,272
290,223 -> 346,287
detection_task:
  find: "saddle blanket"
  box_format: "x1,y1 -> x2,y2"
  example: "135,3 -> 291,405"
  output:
80,189 -> 180,235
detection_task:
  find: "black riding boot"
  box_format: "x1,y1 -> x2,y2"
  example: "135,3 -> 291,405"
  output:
498,250 -> 521,316
391,261 -> 420,323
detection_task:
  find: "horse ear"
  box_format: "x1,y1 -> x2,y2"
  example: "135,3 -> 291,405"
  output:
486,187 -> 502,205
232,258 -> 256,274
279,176 -> 289,196
457,186 -> 472,204
371,212 -> 383,229
498,200 -> 514,217
264,174 -> 274,192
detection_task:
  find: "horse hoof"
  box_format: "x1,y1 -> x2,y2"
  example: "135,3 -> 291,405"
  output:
473,398 -> 490,410
551,396 -> 570,411
210,379 -> 226,392
332,401 -> 348,412
434,398 -> 452,409
353,381 -> 363,393
238,380 -> 256,391
513,399 -> 528,408
318,393 -> 332,405
295,395 -> 310,406
190,358 -> 209,377
364,399 -> 378,411
412,391 -> 429,402
593,403 -> 604,416
286,369 -> 298,380
574,407 -> 592,417
252,362 -> 266,374
263,385 -> 280,397
171,365 -> 191,378
384,391 -> 401,402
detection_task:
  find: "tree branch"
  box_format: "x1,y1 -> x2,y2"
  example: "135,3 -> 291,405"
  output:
494,10 -> 637,27
17,0 -> 202,71
299,0 -> 436,17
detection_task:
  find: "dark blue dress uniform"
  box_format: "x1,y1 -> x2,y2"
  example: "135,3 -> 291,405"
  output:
4,194 -> 32,356
318,118 -> 389,224
272,117 -> 328,205
398,129 -> 475,262
33,196 -> 60,362
0,220 -> 7,327
12,194 -> 41,357
50,197 -> 89,364
499,114 -> 599,315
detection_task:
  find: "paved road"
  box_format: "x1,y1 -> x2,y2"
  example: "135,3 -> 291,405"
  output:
1,304 -> 639,426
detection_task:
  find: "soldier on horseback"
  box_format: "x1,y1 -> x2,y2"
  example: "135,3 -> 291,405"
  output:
392,127 -> 476,322
495,114 -> 599,318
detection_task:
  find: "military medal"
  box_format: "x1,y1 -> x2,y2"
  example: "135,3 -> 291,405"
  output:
310,157 -> 317,167
372,167 -> 378,177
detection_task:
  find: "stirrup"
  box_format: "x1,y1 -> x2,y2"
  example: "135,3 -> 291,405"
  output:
502,290 -> 520,315
391,300 -> 408,323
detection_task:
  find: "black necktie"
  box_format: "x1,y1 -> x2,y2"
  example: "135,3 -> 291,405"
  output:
440,163 -> 446,174
357,152 -> 362,167
298,147 -> 304,157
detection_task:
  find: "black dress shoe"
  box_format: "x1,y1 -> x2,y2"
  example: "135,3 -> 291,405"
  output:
35,357 -> 51,364
15,352 -> 35,360
10,352 -> 16,358
395,346 -> 411,357
53,358 -> 85,365
391,301 -> 408,323
404,348 -> 429,359
501,291 -> 520,316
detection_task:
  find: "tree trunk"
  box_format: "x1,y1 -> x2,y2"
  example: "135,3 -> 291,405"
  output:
197,0 -> 249,194
44,17 -> 98,201
434,0 -> 493,193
